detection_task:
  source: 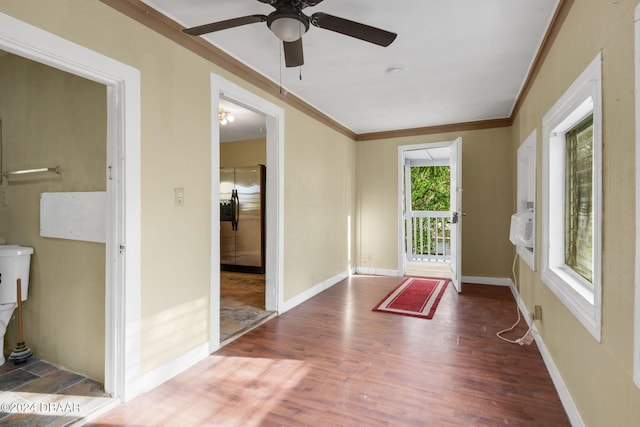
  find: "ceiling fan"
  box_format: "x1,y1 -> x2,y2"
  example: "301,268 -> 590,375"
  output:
182,0 -> 397,67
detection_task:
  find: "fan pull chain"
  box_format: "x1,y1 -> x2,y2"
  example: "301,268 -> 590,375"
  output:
278,39 -> 283,94
298,23 -> 303,81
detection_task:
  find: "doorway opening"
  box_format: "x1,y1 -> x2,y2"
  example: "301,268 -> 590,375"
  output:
0,12 -> 141,402
218,99 -> 275,344
210,75 -> 284,353
398,139 -> 462,292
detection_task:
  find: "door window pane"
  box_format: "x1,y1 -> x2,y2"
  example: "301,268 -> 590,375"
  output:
410,166 -> 450,211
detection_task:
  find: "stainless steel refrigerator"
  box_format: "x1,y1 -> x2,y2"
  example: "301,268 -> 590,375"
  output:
220,165 -> 265,273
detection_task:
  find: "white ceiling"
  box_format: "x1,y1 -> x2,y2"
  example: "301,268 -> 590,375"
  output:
142,0 -> 559,135
404,147 -> 450,162
219,99 -> 266,143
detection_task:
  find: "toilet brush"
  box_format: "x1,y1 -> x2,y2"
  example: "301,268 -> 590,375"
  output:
9,279 -> 32,365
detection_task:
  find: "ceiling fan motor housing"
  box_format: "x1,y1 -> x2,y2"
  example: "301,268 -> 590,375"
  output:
267,6 -> 310,42
183,0 -> 395,67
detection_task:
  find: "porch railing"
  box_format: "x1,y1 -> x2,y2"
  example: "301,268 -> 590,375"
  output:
406,211 -> 451,262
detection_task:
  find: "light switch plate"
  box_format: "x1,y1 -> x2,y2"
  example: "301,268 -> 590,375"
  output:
174,187 -> 184,207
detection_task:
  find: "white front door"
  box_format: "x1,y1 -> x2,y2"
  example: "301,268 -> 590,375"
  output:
449,138 -> 462,292
399,140 -> 462,283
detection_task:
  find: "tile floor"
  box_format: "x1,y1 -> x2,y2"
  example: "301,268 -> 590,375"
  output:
0,357 -> 117,426
0,272 -> 273,425
220,271 -> 276,344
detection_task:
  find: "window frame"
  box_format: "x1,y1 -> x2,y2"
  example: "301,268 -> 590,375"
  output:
516,129 -> 537,271
633,3 -> 640,389
541,53 -> 603,342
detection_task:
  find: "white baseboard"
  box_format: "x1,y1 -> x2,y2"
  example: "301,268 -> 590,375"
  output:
355,266 -> 401,277
507,283 -> 585,427
462,275 -> 513,287
280,269 -> 351,313
138,343 -> 210,395
124,270 -> 585,427
138,268 -> 352,395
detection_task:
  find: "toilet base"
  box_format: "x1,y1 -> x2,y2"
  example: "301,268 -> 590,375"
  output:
0,303 -> 17,366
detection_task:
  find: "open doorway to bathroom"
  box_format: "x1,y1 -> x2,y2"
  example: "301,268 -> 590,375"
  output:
218,99 -> 275,344
0,50 -> 116,417
0,11 -> 140,403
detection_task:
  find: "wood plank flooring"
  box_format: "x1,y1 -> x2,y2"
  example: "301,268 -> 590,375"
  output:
91,275 -> 570,426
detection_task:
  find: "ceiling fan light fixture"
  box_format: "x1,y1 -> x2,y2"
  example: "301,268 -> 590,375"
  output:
219,109 -> 234,125
268,13 -> 309,42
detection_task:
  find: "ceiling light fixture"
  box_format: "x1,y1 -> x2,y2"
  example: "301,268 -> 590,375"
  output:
219,109 -> 235,125
267,11 -> 309,42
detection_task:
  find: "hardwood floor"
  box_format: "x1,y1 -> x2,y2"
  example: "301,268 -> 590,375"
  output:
91,275 -> 570,426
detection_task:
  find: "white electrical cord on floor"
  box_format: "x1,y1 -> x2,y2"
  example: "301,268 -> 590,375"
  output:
496,252 -> 534,345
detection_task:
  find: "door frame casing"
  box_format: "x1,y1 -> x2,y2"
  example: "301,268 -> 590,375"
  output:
397,139 -> 462,286
210,74 -> 284,352
0,12 -> 142,401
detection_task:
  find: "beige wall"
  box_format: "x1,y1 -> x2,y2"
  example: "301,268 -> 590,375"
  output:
512,0 -> 640,424
0,54 -> 106,380
220,139 -> 266,168
284,108 -> 356,300
6,3 -> 638,423
0,0 -> 357,375
356,127 -> 514,278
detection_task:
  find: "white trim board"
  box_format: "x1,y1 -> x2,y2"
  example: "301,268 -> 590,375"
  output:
462,276 -> 513,287
633,3 -> 640,390
210,74 -> 285,353
138,343 -> 210,395
515,129 -> 537,271
541,52 -> 603,342
355,267 -> 402,277
506,284 -> 585,426
280,270 -> 351,314
0,12 -> 141,402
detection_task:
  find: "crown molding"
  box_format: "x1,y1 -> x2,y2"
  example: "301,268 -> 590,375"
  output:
510,0 -> 574,119
99,0 -> 356,140
100,0 -> 571,142
356,117 -> 512,141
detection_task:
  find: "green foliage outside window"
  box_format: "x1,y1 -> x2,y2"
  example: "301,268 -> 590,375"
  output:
411,166 -> 450,211
408,166 -> 451,256
565,115 -> 594,283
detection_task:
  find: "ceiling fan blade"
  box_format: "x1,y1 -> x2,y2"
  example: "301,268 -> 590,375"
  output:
183,15 -> 267,36
310,12 -> 397,47
283,39 -> 304,68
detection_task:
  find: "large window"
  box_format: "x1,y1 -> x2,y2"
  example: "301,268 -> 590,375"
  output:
564,115 -> 594,283
541,53 -> 602,341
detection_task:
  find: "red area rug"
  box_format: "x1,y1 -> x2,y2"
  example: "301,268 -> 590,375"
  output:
372,277 -> 449,319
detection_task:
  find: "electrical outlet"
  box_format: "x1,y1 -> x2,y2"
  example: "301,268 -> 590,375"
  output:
534,305 -> 542,321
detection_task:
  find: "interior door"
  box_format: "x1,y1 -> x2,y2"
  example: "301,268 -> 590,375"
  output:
449,138 -> 462,292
